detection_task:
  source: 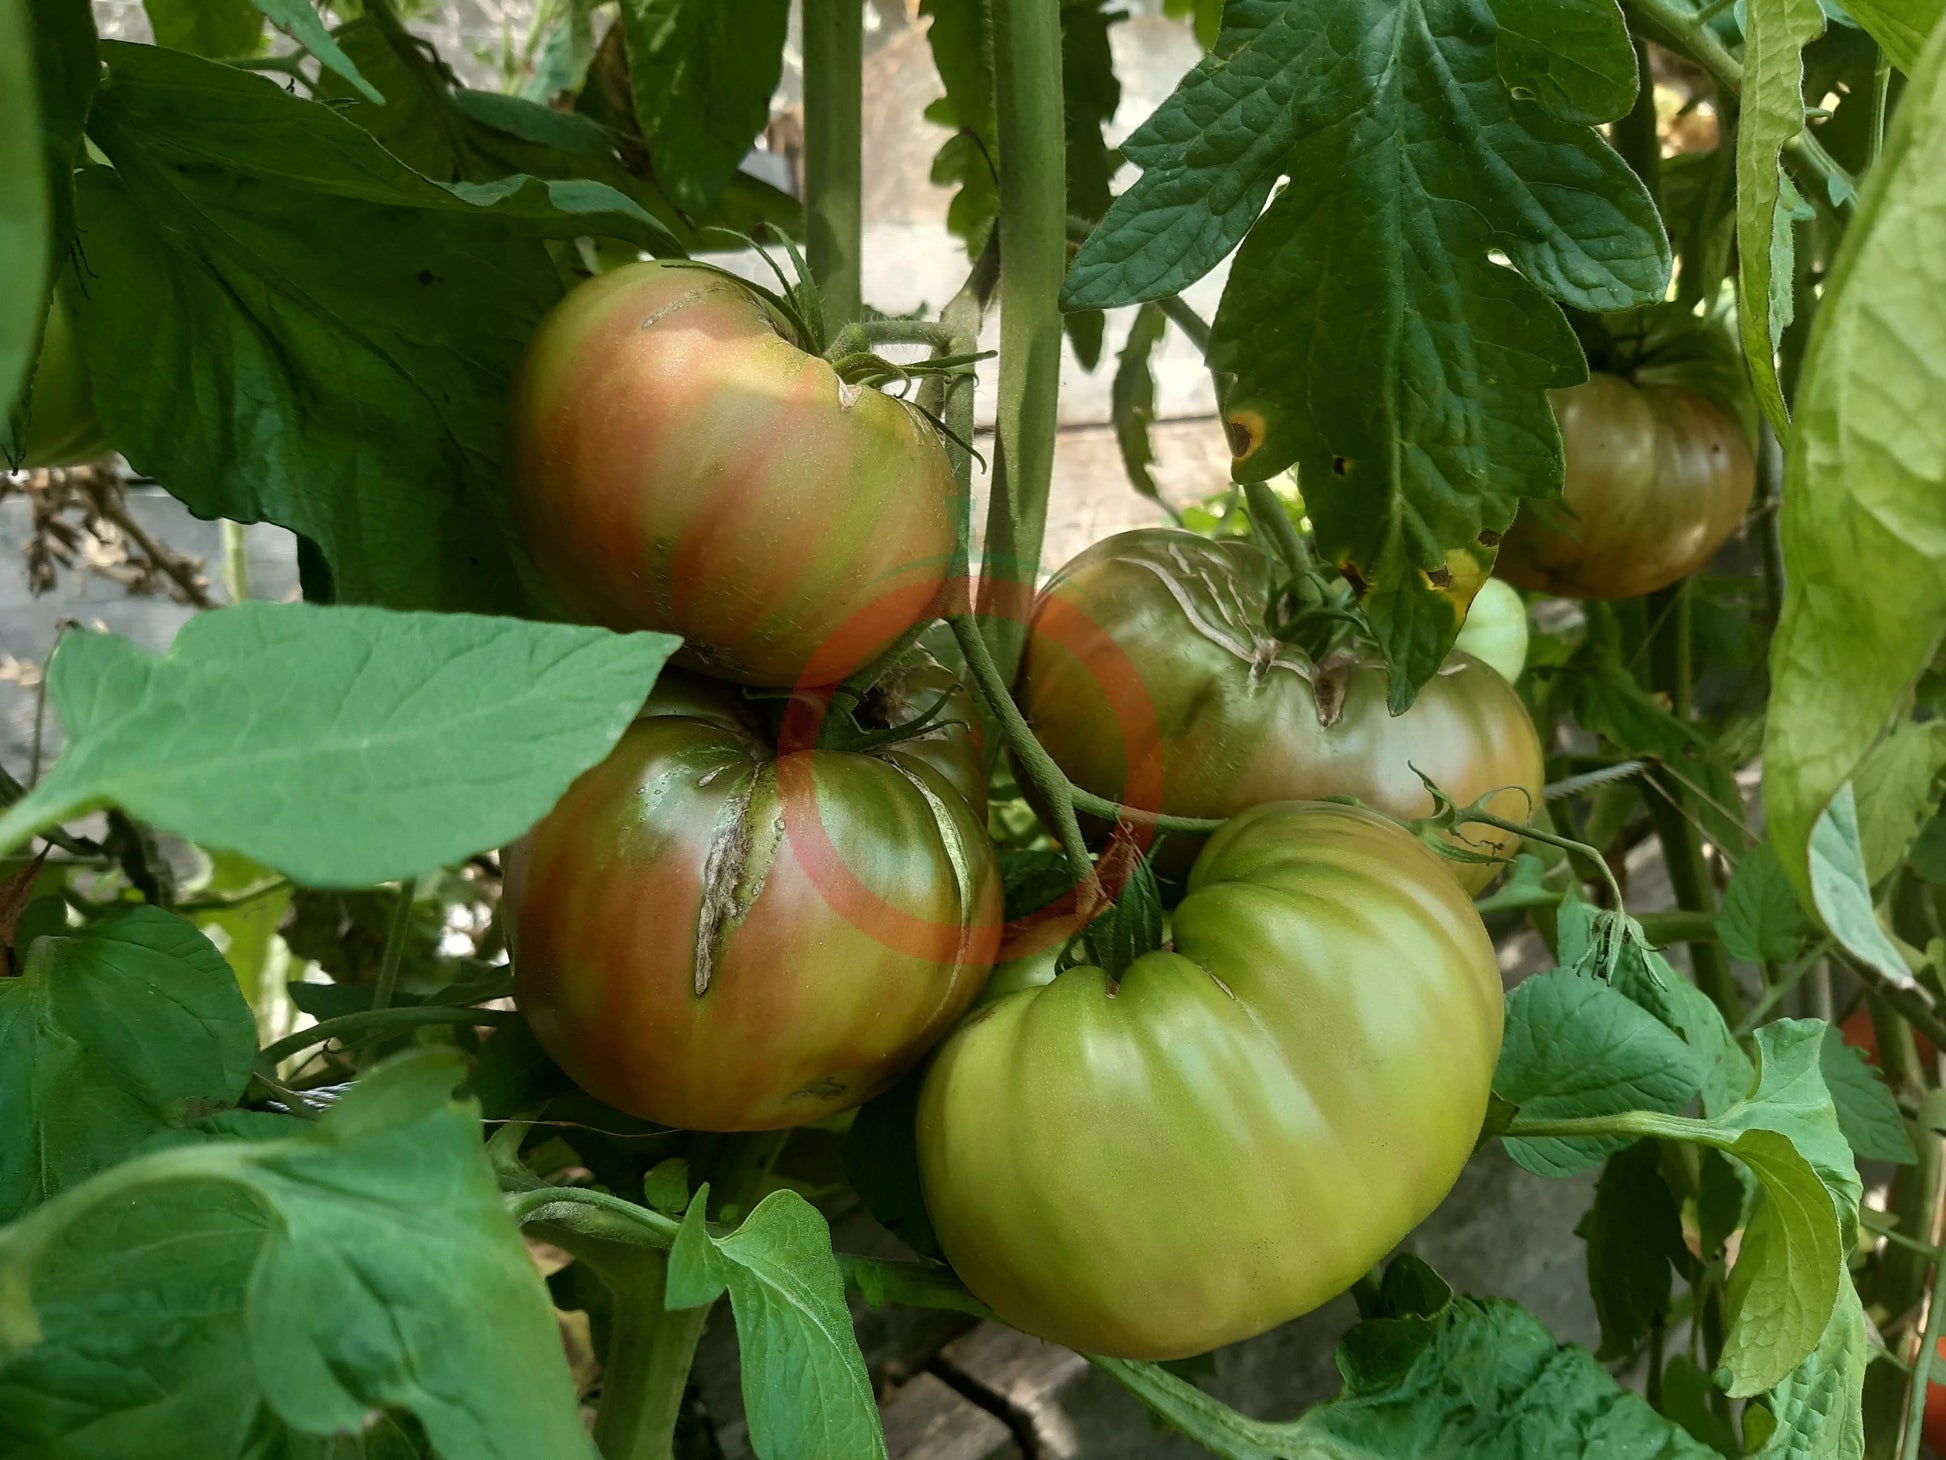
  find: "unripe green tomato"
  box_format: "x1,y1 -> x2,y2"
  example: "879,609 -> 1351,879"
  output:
508,261 -> 960,687
14,290 -> 107,469
1496,373 -> 1754,600
917,801 -> 1504,1359
506,663 -> 1002,1131
1454,577 -> 1529,683
1019,529 -> 1543,892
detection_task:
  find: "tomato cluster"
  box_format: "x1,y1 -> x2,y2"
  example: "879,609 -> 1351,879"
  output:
503,265 -> 1533,1361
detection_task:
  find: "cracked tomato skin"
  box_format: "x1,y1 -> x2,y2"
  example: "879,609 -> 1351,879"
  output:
1018,529 -> 1543,891
505,664 -> 1001,1132
1495,373 -> 1754,601
509,261 -> 960,687
917,801 -> 1504,1359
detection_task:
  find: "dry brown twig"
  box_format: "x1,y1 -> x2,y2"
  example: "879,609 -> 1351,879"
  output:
1,462 -> 214,607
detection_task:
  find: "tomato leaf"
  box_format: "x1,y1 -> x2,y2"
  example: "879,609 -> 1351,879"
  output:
0,605 -> 677,887
1064,0 -> 1667,704
1487,0 -> 1637,125
1495,969 -> 1707,1177
0,907 -> 255,1222
922,0 -> 999,253
1835,0 -> 1942,70
843,1072 -> 940,1258
1818,1024 -> 1916,1164
249,0 -> 382,102
0,1051 -> 594,1459
616,0 -> 790,213
1737,0 -> 1826,434
666,1187 -> 887,1460
1674,1022 -> 1857,1396
1808,784 -> 1917,986
142,0 -> 265,57
1751,1274 -> 1868,1460
1849,719 -> 1946,882
1764,15 -> 1946,910
1718,842 -> 1815,966
1575,1140 -> 1685,1362
72,42 -> 673,613
1111,302 -> 1170,509
1095,1279 -> 1717,1458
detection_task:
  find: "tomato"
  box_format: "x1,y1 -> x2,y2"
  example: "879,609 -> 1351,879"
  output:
917,801 -> 1504,1358
508,261 -> 960,687
1018,529 -> 1544,892
505,660 -> 1002,1131
1455,577 -> 1529,683
1495,373 -> 1754,601
1840,1006 -> 1937,1068
11,289 -> 107,469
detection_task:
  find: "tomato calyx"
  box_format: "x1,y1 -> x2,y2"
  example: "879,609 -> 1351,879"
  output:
1056,846 -> 1167,988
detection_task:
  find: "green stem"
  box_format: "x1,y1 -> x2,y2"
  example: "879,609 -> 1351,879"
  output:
256,1005 -> 515,1071
1732,943 -> 1831,1036
1613,39 -> 1663,206
1067,787 -> 1224,835
950,611 -> 1097,897
1638,908 -> 1719,947
1504,1109 -> 1704,1143
222,520 -> 250,604
591,1253 -> 710,1460
1870,47 -> 1892,172
1462,806 -> 1631,917
1242,480 -> 1311,579
371,876 -> 419,1013
857,318 -> 961,348
802,0 -> 863,327
979,0 -> 1067,680
1903,1237 -> 1946,1460
1154,293 -> 1211,353
1624,0 -> 1857,209
1643,581 -> 1740,1020
1865,1209 -> 1945,1261
584,1133 -> 788,1460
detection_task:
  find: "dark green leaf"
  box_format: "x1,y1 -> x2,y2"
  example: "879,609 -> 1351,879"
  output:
1062,0 -> 1122,368
843,1071 -> 939,1258
1718,842 -> 1814,965
1495,968 -> 1705,1177
1112,303 -> 1170,506
1064,0 -> 1667,702
1736,0 -> 1826,433
1656,1355 -> 1740,1457
617,0 -> 790,213
666,1187 -> 886,1460
1489,0 -> 1637,124
251,0 -> 382,102
0,1052 -> 595,1459
1836,0 -> 1942,69
1764,16 -> 1946,908
14,0 -> 97,385
1818,1024 -> 1917,1163
1096,1284 -> 1716,1458
922,0 -> 997,252
0,907 -> 254,1221
143,0 -> 264,56
0,605 -> 677,887
74,42 -> 670,613
1576,1140 -> 1684,1360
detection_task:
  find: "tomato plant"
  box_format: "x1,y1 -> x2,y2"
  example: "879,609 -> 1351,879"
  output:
919,801 -> 1503,1358
505,663 -> 1001,1131
2,1 -> 1942,1458
1020,528 -> 1545,889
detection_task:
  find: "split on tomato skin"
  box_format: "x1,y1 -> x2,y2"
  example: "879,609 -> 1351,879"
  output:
507,260 -> 962,689
504,661 -> 1002,1134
